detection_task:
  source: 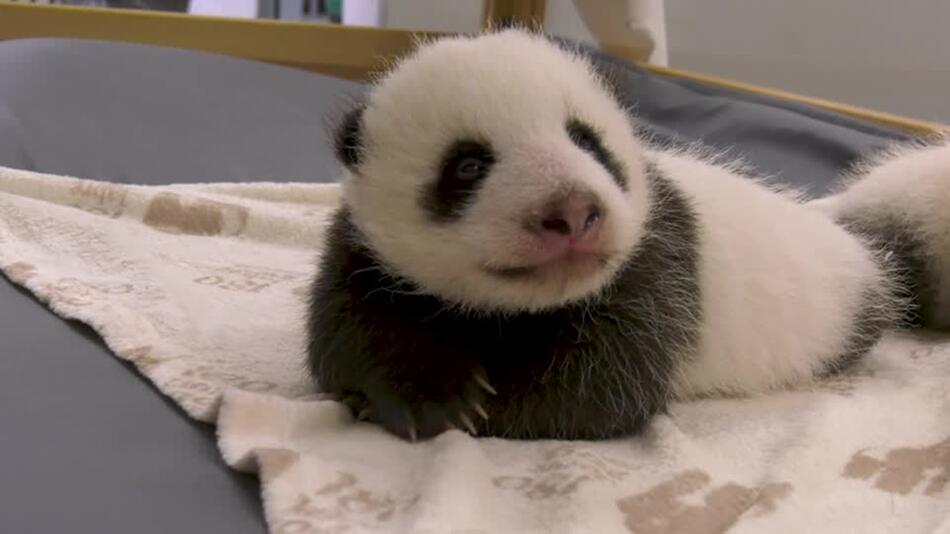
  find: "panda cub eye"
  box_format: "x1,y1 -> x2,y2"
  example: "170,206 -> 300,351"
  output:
567,119 -> 600,153
566,119 -> 628,189
446,145 -> 494,182
424,140 -> 495,222
567,121 -> 600,153
454,157 -> 490,181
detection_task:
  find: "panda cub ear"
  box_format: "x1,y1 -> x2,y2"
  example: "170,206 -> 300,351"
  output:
334,106 -> 365,170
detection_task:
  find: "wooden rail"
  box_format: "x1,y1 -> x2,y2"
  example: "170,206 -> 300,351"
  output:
0,2 -> 441,80
0,2 -> 944,134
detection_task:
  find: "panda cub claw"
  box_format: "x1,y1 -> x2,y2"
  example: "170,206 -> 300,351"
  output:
473,372 -> 498,396
355,369 -> 492,441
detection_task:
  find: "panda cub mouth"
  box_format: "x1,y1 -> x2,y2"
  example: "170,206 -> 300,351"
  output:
485,250 -> 615,280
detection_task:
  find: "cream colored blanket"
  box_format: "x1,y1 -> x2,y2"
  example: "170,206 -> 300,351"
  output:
0,166 -> 947,534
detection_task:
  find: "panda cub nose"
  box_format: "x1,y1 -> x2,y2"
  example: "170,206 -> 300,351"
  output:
530,191 -> 605,240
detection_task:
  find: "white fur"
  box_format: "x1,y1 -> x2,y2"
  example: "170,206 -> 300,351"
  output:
654,150 -> 882,395
343,29 -> 949,397
810,137 -> 950,327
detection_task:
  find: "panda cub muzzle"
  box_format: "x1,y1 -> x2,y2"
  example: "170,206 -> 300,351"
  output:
490,189 -> 608,280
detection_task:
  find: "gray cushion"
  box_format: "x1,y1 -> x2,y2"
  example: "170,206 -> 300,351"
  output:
0,38 -> 363,184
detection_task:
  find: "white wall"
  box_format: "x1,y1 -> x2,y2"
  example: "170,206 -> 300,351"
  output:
384,0 -> 481,33
188,0 -> 258,18
383,0 -> 598,39
544,0 -> 595,44
664,0 -> 950,122
383,0 -> 598,37
385,0 -> 950,122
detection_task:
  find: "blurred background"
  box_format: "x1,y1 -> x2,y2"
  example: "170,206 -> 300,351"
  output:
6,0 -> 949,122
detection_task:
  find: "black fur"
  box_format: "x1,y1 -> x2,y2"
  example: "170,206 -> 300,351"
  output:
821,213 -> 932,374
838,214 -> 934,327
423,140 -> 496,222
335,107 -> 365,169
819,286 -> 894,375
307,165 -> 701,440
567,119 -> 627,189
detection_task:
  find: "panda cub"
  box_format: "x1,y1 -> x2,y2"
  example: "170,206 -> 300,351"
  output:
307,30 -> 950,441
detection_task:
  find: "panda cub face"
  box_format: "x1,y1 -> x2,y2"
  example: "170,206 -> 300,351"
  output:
335,30 -> 651,312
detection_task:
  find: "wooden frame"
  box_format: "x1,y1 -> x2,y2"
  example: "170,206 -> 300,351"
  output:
0,2 -> 944,134
482,0 -> 547,31
0,2 -> 443,80
645,64 -> 945,136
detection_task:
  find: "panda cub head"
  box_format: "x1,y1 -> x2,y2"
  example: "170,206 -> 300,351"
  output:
335,30 -> 651,312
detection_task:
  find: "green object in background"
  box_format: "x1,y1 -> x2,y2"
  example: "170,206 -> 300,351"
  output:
327,0 -> 341,20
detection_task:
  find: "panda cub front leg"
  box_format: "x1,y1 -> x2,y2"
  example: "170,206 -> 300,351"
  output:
339,337 -> 493,441
307,210 -> 493,441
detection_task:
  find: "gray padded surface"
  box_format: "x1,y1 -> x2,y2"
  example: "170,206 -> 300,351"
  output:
0,281 -> 266,534
0,38 -> 365,534
0,38 -> 363,184
0,37 -> 912,534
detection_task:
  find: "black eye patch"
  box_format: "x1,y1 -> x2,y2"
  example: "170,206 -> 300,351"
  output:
424,140 -> 495,222
335,107 -> 365,169
567,119 -> 627,189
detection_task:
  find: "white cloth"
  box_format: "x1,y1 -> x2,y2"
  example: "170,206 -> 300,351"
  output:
1,166 -> 947,534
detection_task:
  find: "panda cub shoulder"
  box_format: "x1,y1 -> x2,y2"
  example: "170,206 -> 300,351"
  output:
307,29 -> 949,441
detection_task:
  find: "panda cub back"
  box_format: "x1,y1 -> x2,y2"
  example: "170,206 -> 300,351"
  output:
307,29 -> 937,441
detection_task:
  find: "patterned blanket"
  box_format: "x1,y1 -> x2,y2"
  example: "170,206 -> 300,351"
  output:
1,166 -> 947,534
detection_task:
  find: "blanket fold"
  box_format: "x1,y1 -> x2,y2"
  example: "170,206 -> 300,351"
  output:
1,166 -> 946,534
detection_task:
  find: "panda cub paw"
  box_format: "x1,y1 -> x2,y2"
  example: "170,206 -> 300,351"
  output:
346,366 -> 496,441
